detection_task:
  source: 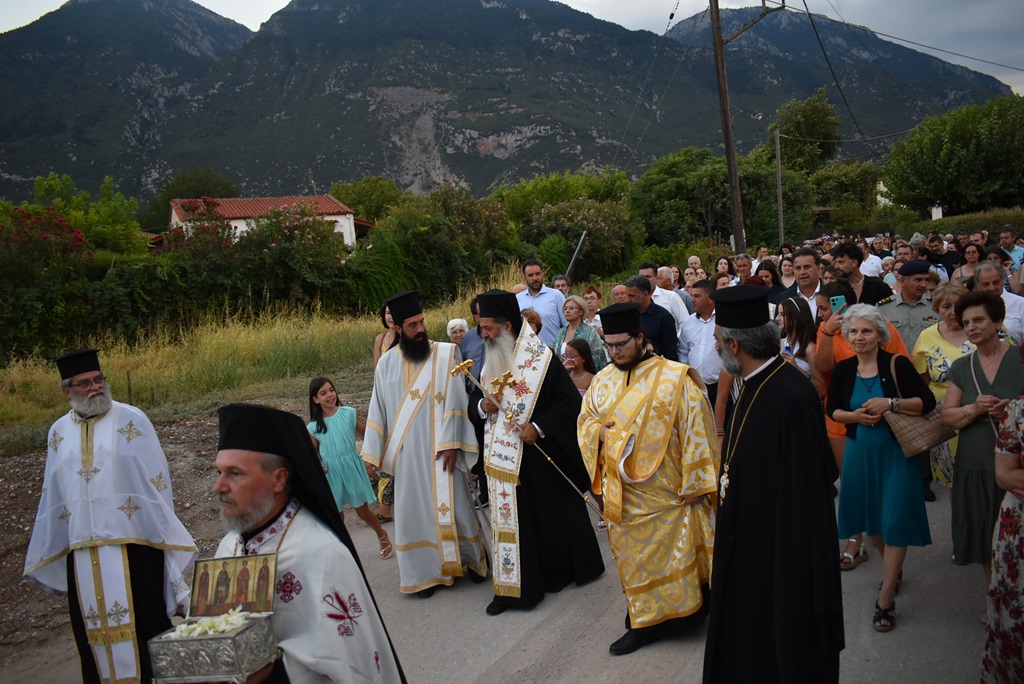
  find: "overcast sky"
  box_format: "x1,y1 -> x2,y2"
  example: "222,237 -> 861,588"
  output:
2,0 -> 1021,92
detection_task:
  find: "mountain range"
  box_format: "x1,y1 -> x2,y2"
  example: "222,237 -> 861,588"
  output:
0,0 -> 1010,207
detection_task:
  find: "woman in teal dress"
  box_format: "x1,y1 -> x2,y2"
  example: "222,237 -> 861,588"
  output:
827,304 -> 934,633
308,376 -> 393,559
553,295 -> 608,370
940,291 -> 1024,594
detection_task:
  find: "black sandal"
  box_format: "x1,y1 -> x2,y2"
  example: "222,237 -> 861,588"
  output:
878,569 -> 904,596
873,600 -> 896,632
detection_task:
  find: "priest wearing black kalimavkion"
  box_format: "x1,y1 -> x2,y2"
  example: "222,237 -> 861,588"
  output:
213,403 -> 405,683
702,286 -> 844,683
469,289 -> 605,616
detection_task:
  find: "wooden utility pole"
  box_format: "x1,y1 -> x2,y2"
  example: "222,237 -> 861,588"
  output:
775,129 -> 784,246
709,0 -> 745,252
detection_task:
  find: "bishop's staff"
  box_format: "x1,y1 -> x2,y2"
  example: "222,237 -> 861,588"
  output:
451,359 -> 604,519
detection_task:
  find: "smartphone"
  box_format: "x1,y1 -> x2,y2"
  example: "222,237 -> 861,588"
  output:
830,295 -> 847,313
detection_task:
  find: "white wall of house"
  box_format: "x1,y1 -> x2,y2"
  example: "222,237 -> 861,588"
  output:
170,211 -> 356,245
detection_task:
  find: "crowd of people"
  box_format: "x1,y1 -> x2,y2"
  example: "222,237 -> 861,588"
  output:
21,226 -> 1024,683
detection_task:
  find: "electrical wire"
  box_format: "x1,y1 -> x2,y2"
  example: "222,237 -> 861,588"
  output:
779,128 -> 915,143
801,0 -> 866,138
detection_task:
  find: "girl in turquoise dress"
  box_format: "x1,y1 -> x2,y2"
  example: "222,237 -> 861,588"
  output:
308,377 -> 392,559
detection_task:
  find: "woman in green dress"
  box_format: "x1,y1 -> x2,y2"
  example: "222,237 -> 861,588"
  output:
553,294 -> 608,370
941,291 -> 1024,593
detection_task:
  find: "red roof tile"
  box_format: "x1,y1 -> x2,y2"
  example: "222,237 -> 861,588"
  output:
171,195 -> 353,221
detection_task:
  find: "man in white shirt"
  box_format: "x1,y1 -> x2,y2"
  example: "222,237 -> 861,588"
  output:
678,280 -> 726,412
781,248 -> 822,321
639,262 -> 689,333
976,263 -> 1024,343
858,239 -> 884,277
515,259 -> 566,346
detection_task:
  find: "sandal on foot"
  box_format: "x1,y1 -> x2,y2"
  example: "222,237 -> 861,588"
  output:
839,538 -> 869,571
873,600 -> 896,632
378,533 -> 393,560
376,513 -> 394,523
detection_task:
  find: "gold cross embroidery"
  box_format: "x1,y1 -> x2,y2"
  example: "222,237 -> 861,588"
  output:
58,506 -> 72,522
118,496 -> 140,520
117,420 -> 142,443
491,371 -> 516,399
84,605 -> 100,628
48,431 -> 64,452
107,600 -> 129,625
409,389 -> 422,401
78,466 -> 100,483
150,472 -> 167,491
652,403 -> 671,422
434,392 -> 444,404
437,502 -> 450,516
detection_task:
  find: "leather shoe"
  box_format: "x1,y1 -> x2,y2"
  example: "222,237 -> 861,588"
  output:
608,626 -> 661,656
923,484 -> 936,502
485,599 -> 508,616
467,569 -> 488,584
546,578 -> 571,593
417,587 -> 435,599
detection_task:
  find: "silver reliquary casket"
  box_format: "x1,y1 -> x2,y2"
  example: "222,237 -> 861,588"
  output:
149,553 -> 280,683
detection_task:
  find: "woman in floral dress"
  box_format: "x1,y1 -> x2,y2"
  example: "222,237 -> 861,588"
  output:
982,397 -> 1024,682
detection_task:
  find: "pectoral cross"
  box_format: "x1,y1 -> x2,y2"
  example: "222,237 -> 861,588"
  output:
490,371 -> 516,400
719,464 -> 730,502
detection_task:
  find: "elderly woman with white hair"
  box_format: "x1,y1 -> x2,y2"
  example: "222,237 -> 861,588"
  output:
446,318 -> 468,345
827,304 -> 934,634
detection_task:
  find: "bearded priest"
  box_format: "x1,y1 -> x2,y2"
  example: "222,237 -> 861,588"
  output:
469,289 -> 604,616
578,303 -> 718,655
361,290 -> 488,597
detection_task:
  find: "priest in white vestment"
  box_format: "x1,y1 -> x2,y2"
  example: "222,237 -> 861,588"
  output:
24,349 -> 197,684
214,403 -> 405,683
362,290 -> 487,597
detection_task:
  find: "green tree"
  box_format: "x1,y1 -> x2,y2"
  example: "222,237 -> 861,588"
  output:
629,147 -> 716,245
493,168 -> 630,227
330,176 -> 409,222
884,95 -> 1024,214
810,160 -> 881,212
758,87 -> 842,174
31,173 -> 147,255
427,185 -> 518,273
141,168 -> 241,231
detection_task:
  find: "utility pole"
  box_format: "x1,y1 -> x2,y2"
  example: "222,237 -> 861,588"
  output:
775,129 -> 784,246
709,0 -> 745,253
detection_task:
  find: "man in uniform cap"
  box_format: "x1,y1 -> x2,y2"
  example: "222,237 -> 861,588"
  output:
703,287 -> 844,683
470,289 -> 604,616
361,291 -> 487,597
578,303 -> 718,655
213,403 -> 405,683
25,350 -> 197,684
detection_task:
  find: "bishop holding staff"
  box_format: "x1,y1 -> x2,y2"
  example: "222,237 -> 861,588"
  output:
361,290 -> 488,597
24,349 -> 197,684
469,289 -> 604,615
702,286 -> 844,683
578,303 -> 718,655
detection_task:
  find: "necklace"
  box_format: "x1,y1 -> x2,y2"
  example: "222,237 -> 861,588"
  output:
720,361 -> 786,502
856,369 -> 879,393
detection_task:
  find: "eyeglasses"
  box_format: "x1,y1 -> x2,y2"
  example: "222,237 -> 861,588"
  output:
583,295 -> 599,301
69,373 -> 106,389
603,336 -> 637,352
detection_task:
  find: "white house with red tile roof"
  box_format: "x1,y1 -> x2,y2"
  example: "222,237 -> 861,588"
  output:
169,195 -> 356,245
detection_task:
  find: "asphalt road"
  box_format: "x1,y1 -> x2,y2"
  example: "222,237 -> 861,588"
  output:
15,484 -> 987,683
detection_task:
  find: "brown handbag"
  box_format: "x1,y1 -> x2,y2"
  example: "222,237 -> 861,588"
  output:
882,356 -> 955,457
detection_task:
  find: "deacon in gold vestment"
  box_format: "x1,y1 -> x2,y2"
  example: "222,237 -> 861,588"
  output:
578,303 -> 719,656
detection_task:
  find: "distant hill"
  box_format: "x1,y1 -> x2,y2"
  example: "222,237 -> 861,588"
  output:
0,0 -> 1010,203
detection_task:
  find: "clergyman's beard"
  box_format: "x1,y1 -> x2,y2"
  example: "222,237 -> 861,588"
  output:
69,385 -> 113,418
482,327 -> 516,384
717,342 -> 743,376
219,494 -> 275,535
612,352 -> 644,372
399,330 -> 431,362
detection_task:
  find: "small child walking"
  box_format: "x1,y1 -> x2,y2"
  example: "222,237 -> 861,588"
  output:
307,376 -> 392,559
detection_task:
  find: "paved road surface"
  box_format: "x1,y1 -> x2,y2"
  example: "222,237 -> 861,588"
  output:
15,485 -> 987,682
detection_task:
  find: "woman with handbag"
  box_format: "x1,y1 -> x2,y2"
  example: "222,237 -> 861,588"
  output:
940,291 -> 1024,604
827,304 -> 934,633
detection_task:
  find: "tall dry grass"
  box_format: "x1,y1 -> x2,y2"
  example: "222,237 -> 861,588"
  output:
0,264 -> 525,458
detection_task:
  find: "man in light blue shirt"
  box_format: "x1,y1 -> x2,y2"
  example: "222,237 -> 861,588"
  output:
999,226 -> 1024,274
515,259 -> 566,347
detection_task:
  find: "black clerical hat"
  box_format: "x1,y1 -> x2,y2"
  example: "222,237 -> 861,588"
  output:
385,290 -> 422,325
711,285 -> 770,328
216,403 -> 361,564
55,349 -> 100,380
477,289 -> 520,320
599,303 -> 641,335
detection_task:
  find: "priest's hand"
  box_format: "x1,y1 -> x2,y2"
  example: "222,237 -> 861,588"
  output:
481,397 -> 499,414
518,422 -> 540,444
436,448 -> 458,472
599,420 -> 616,444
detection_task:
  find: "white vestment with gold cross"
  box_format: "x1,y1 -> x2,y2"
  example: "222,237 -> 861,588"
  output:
24,401 -> 197,683
362,342 -> 486,593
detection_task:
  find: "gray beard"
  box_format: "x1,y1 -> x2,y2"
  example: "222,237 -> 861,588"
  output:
219,494 -> 276,535
482,328 -> 517,386
69,386 -> 113,418
718,343 -> 743,376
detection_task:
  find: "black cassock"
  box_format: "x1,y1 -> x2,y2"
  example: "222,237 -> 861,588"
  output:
703,357 -> 844,684
470,361 -> 605,609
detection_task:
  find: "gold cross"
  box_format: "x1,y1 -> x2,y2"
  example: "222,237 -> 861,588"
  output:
48,431 -> 64,452
451,359 -> 475,378
437,502 -> 450,516
434,392 -> 444,404
117,420 -> 142,444
84,605 -> 100,628
118,496 -> 140,520
652,403 -> 671,422
409,389 -> 422,401
490,371 -> 516,399
719,465 -> 730,502
107,600 -> 129,625
58,506 -> 72,523
149,472 -> 167,491
78,466 -> 100,483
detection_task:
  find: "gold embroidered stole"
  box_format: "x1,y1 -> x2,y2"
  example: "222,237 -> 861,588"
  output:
483,324 -> 550,597
601,358 -> 686,524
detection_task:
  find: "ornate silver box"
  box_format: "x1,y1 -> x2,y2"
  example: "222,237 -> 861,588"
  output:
150,614 -> 279,684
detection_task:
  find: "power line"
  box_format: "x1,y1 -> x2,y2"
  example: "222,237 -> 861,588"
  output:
779,128 -> 915,143
801,0 -> 866,138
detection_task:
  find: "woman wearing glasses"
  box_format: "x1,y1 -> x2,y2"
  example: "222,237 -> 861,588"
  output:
554,295 -> 608,371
